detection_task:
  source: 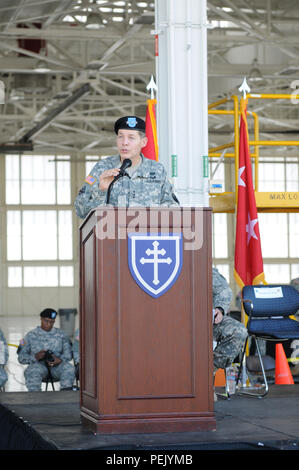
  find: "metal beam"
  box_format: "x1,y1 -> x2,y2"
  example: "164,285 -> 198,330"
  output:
19,82 -> 91,143
0,142 -> 33,153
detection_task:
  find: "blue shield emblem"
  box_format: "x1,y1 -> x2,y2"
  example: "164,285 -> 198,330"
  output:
126,117 -> 137,128
128,233 -> 183,298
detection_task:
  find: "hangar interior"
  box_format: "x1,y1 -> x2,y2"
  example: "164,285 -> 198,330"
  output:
0,1 -> 299,389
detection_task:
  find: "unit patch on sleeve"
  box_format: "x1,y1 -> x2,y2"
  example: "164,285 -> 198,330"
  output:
85,174 -> 97,185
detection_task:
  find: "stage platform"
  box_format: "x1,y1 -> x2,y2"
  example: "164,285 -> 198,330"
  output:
1,385 -> 299,452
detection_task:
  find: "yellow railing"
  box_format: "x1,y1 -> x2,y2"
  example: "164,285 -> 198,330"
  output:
248,93 -> 299,198
208,95 -> 241,201
208,92 -> 299,205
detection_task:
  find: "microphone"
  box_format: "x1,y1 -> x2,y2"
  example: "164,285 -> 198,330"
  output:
118,158 -> 132,177
106,158 -> 132,204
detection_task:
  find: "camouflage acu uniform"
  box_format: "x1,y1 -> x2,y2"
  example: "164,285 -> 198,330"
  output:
0,329 -> 8,388
290,277 -> 299,319
75,155 -> 179,219
18,326 -> 75,391
72,328 -> 79,364
212,268 -> 248,370
72,328 -> 80,381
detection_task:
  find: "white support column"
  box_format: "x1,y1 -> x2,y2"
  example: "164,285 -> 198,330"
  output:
155,0 -> 209,207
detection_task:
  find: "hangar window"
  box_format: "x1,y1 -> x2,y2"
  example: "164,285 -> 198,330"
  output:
5,155 -> 73,287
85,155 -> 100,175
5,155 -> 70,205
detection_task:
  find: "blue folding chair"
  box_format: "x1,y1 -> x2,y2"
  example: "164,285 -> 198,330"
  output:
237,284 -> 299,397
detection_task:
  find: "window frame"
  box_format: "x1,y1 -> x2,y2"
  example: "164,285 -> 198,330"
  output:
4,154 -> 75,288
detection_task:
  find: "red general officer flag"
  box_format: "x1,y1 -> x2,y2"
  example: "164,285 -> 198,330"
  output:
143,98 -> 158,161
234,97 -> 265,288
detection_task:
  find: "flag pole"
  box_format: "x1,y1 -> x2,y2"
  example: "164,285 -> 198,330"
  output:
238,79 -> 250,387
235,79 -> 267,389
237,77 -> 251,206
143,76 -> 158,161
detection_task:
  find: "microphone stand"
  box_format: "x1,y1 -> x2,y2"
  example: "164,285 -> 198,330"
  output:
106,159 -> 132,205
106,172 -> 131,205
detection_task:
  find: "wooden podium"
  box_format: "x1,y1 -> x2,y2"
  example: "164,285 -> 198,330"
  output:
79,207 -> 215,433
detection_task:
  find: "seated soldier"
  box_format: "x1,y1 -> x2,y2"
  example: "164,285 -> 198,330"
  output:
0,328 -> 9,390
72,328 -> 80,381
17,308 -> 75,391
212,267 -> 248,378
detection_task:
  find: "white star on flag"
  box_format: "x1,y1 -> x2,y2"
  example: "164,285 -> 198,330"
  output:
246,213 -> 259,245
238,166 -> 246,187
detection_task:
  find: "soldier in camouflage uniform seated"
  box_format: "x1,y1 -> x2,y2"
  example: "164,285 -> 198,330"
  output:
290,277 -> 299,319
0,328 -> 9,390
212,267 -> 248,371
18,308 -> 75,391
75,116 -> 179,219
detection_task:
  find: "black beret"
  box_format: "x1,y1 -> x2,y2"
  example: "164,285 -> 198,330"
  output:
114,116 -> 146,134
40,308 -> 57,319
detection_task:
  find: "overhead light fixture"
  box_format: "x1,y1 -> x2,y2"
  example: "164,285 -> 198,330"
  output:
135,12 -> 155,24
10,89 -> 25,101
86,1 -> 104,29
280,66 -> 299,76
86,58 -> 107,70
0,142 -> 33,153
34,45 -> 51,73
248,58 -> 267,85
35,59 -> 51,73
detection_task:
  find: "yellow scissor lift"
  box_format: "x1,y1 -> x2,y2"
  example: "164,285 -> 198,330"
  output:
208,93 -> 299,213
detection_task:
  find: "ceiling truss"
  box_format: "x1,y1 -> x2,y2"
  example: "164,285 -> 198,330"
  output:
1,0 -> 299,156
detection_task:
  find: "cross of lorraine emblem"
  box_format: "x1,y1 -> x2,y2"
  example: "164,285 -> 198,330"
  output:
128,233 -> 183,298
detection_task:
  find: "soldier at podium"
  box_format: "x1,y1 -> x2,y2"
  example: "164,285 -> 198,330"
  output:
75,115 -> 179,219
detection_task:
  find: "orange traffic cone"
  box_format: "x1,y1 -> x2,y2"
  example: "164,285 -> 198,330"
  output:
214,368 -> 226,387
275,343 -> 294,385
